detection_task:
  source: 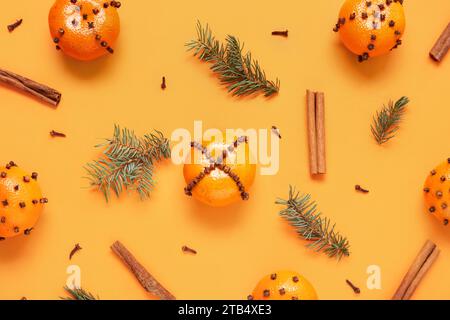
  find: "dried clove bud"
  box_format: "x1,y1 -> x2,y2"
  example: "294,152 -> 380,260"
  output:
182,245 -> 197,255
346,279 -> 361,294
355,185 -> 369,193
7,19 -> 23,32
50,130 -> 66,138
271,30 -> 288,37
69,243 -> 82,260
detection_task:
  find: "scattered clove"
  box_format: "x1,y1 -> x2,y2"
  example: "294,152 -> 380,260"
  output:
7,19 -> 23,32
161,76 -> 166,90
69,243 -> 82,260
346,279 -> 361,294
271,126 -> 282,139
182,245 -> 197,255
271,30 -> 288,37
355,185 -> 369,193
50,130 -> 66,138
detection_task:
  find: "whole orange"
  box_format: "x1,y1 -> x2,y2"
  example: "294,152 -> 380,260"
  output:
0,162 -> 46,240
249,271 -> 318,300
423,158 -> 450,227
48,0 -> 121,61
334,0 -> 405,61
183,137 -> 256,207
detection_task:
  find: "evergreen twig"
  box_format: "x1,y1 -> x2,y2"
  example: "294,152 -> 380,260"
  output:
62,286 -> 98,300
371,96 -> 410,145
85,125 -> 171,201
276,186 -> 350,260
186,21 -> 280,97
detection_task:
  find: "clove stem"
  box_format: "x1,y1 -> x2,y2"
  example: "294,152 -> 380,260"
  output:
182,245 -> 197,254
355,185 -> 369,193
272,30 -> 288,37
346,279 -> 361,294
7,19 -> 22,32
69,243 -> 82,260
50,130 -> 66,138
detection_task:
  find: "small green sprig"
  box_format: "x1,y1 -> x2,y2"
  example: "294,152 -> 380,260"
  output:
62,286 -> 98,300
85,125 -> 171,202
276,186 -> 350,260
186,21 -> 280,97
371,96 -> 410,145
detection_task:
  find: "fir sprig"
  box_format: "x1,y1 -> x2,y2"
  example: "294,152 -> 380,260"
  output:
85,125 -> 171,201
371,96 -> 410,145
186,21 -> 280,97
276,186 -> 350,260
62,286 -> 98,300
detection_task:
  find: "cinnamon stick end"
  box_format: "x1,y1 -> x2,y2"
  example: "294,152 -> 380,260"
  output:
429,23 -> 450,63
54,94 -> 62,107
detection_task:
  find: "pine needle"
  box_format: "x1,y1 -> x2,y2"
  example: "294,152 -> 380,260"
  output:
85,125 -> 171,202
186,21 -> 280,97
276,186 -> 350,260
62,286 -> 98,300
371,96 -> 410,145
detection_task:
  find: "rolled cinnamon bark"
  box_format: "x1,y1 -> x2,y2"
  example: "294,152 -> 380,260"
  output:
111,241 -> 176,300
315,92 -> 326,174
306,90 -> 318,175
392,240 -> 439,300
430,23 -> 450,62
0,69 -> 61,106
402,246 -> 440,300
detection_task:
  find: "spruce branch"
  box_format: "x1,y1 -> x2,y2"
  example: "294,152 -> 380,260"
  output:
85,125 -> 171,202
371,96 -> 410,145
276,186 -> 350,260
186,21 -> 280,97
62,286 -> 98,300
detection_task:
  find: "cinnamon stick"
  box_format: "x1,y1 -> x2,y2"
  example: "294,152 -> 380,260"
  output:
315,92 -> 326,174
306,90 -> 318,175
306,90 -> 326,175
0,69 -> 61,106
7,19 -> 23,32
402,246 -> 440,300
111,241 -> 176,300
392,240 -> 439,300
430,23 -> 450,62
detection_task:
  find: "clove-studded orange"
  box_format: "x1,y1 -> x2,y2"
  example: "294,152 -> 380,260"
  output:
334,0 -> 405,62
423,159 -> 450,227
48,0 -> 121,61
249,271 -> 318,300
0,162 -> 47,240
183,137 -> 256,207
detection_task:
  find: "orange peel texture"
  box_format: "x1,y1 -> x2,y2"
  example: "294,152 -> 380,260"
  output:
249,271 -> 318,300
424,159 -> 450,228
334,0 -> 405,62
49,0 -> 121,61
183,137 -> 256,207
0,162 -> 46,240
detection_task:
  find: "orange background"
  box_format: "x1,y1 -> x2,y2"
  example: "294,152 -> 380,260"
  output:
0,0 -> 449,300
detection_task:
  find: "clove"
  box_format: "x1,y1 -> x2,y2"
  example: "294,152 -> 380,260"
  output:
161,76 -> 166,90
69,243 -> 82,260
271,30 -> 288,37
271,126 -> 282,139
355,185 -> 369,193
7,19 -> 23,32
182,245 -> 197,255
346,279 -> 361,294
50,130 -> 66,138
